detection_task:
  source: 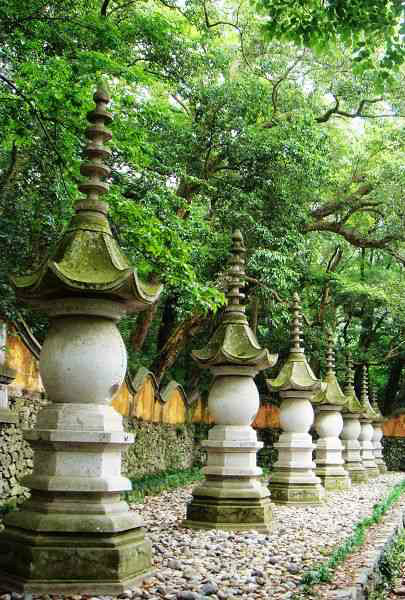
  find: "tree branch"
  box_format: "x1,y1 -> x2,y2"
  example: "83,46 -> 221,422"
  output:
316,96 -> 384,123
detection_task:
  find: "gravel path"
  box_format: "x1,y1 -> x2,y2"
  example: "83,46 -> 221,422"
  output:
1,472 -> 403,600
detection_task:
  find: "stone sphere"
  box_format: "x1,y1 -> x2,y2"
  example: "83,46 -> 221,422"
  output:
279,397 -> 314,433
40,315 -> 127,404
359,422 -> 374,442
315,410 -> 343,438
373,424 -> 383,443
208,375 -> 259,425
341,417 -> 361,441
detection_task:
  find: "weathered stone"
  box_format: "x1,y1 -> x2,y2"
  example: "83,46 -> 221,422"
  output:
184,231 -> 276,532
313,332 -> 351,491
0,87 -> 160,592
266,294 -> 324,506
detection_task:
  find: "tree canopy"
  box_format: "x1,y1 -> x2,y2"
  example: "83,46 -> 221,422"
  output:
1,0 -> 405,414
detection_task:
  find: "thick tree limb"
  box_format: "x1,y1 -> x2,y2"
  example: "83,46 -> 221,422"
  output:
303,221 -> 404,249
316,96 -> 384,123
311,184 -> 373,219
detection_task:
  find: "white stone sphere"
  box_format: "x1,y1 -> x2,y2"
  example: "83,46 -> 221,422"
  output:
208,375 -> 259,425
372,424 -> 383,443
40,315 -> 127,404
359,422 -> 373,442
279,398 -> 313,433
315,410 -> 343,438
341,417 -> 361,441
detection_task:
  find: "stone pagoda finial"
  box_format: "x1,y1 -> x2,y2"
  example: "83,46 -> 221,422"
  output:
369,386 -> 383,422
291,292 -> 304,353
12,85 -> 162,311
267,292 -> 320,392
326,329 -> 336,375
192,230 -> 277,370
359,365 -> 374,419
225,230 -> 246,311
312,329 -> 347,408
343,352 -> 362,414
78,85 -> 112,207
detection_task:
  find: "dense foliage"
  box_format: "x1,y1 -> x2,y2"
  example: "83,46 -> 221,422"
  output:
1,1 -> 405,413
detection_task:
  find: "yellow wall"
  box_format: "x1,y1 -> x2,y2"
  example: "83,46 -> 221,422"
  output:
6,331 -> 44,395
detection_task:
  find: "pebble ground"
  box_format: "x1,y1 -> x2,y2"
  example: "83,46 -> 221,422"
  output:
0,472 -> 403,600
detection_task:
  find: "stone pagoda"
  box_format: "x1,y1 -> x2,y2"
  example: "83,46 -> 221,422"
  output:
266,293 -> 324,504
0,87 -> 162,592
312,331 -> 351,491
358,366 -> 379,479
184,230 -> 277,531
341,353 -> 368,483
370,387 -> 387,474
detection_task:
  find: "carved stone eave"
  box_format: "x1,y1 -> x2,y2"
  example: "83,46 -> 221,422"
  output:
312,371 -> 347,407
12,219 -> 161,310
266,351 -> 321,392
343,385 -> 363,415
359,395 -> 377,420
192,313 -> 277,371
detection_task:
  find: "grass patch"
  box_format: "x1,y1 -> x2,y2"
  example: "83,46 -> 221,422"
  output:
124,465 -> 271,504
301,479 -> 405,589
124,466 -> 204,503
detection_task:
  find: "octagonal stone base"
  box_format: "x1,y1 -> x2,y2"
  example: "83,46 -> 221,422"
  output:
348,468 -> 369,484
366,466 -> 380,479
0,526 -> 151,594
269,481 -> 325,505
377,461 -> 388,474
316,469 -> 351,491
183,494 -> 272,532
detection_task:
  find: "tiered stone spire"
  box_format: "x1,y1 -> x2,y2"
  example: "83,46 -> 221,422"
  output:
358,366 -> 379,478
0,86 -> 161,592
185,231 -> 277,531
312,330 -> 351,491
369,386 -> 387,474
13,85 -> 161,309
341,353 -> 367,483
192,230 -> 275,369
266,293 -> 324,504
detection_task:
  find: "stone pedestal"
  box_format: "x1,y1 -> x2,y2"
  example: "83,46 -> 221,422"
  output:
341,413 -> 368,483
184,367 -> 271,531
0,300 -> 151,593
359,419 -> 379,479
372,423 -> 387,474
315,406 -> 351,491
269,391 -> 324,504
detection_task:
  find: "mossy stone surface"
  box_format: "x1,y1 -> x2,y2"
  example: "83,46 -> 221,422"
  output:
316,473 -> 351,491
347,468 -> 369,484
269,482 -> 324,505
183,495 -> 272,532
0,526 -> 152,593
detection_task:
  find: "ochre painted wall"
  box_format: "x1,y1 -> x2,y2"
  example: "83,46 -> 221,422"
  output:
6,331 -> 44,396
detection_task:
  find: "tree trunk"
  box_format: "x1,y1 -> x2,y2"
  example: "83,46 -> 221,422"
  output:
130,302 -> 158,352
151,313 -> 205,384
382,358 -> 404,415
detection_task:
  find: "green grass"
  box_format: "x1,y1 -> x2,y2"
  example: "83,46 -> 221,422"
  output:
301,479 -> 405,589
124,466 -> 204,503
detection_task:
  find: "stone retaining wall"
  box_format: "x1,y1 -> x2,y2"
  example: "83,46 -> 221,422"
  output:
0,391 -> 47,508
